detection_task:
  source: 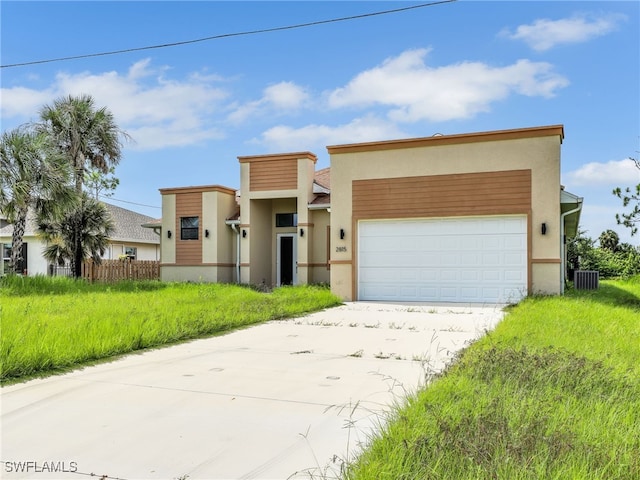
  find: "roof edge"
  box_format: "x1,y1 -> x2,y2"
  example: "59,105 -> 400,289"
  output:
159,184 -> 236,196
238,152 -> 317,163
327,125 -> 565,155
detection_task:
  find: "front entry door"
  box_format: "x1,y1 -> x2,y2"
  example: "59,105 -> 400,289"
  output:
277,234 -> 297,286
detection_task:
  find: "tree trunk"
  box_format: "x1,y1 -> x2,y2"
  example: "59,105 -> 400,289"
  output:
72,151 -> 84,278
72,205 -> 84,279
10,206 -> 28,274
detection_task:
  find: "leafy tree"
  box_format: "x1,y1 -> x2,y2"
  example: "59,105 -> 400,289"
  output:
0,126 -> 75,274
613,156 -> 640,236
568,229 -> 640,279
38,94 -> 128,277
37,194 -> 115,271
598,229 -> 620,252
85,165 -> 120,200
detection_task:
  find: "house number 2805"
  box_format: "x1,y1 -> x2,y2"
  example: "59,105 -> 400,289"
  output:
335,246 -> 347,252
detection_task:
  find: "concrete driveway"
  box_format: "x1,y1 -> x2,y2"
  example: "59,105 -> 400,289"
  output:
1,302 -> 504,480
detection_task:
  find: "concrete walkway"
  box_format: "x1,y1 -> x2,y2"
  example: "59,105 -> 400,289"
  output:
1,302 -> 505,480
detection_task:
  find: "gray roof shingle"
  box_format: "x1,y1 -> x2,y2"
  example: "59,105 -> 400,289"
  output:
0,202 -> 160,244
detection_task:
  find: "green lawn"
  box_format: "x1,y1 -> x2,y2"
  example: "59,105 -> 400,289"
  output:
345,277 -> 640,480
0,276 -> 341,384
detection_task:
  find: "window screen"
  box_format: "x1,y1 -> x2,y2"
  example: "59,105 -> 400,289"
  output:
275,213 -> 298,227
181,217 -> 199,240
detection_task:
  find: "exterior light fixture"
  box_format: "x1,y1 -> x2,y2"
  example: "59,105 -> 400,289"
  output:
300,228 -> 304,237
340,228 -> 345,240
205,229 -> 210,238
541,223 -> 547,235
167,230 -> 172,239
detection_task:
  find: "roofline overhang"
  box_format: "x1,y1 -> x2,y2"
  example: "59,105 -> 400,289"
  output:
108,237 -> 161,245
313,182 -> 330,194
561,189 -> 583,204
327,125 -> 564,155
159,184 -> 236,196
238,152 -> 317,164
308,203 -> 331,211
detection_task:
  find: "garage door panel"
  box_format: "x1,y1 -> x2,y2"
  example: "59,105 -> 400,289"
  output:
504,252 -> 526,265
359,216 -> 527,303
505,270 -> 525,281
461,270 -> 480,282
420,269 -> 439,281
460,253 -> 481,265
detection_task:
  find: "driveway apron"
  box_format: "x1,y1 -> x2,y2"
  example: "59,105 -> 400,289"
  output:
1,302 -> 504,480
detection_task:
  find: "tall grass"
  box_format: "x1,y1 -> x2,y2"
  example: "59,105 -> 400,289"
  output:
345,277 -> 640,480
0,276 -> 341,383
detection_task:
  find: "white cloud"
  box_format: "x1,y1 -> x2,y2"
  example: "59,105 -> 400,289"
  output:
1,58 -> 228,150
257,115 -> 406,152
264,82 -> 308,109
228,81 -> 309,123
502,13 -> 626,52
328,49 -> 568,122
564,158 -> 640,187
0,86 -> 55,120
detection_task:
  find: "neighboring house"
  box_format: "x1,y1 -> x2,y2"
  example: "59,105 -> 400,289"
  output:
158,125 -> 582,304
0,203 -> 160,276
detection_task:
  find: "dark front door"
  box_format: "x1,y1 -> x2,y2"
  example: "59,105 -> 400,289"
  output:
280,236 -> 294,285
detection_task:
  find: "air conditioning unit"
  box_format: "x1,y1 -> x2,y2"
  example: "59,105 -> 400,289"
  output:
574,270 -> 599,290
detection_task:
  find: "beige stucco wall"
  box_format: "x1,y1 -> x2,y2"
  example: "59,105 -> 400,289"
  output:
202,191 -> 219,265
329,128 -> 563,301
217,192 -> 238,267
160,187 -> 237,283
239,155 -> 318,287
246,199 -> 272,285
201,190 -> 237,268
161,194 -> 176,264
309,208 -> 331,284
160,265 -> 233,283
106,242 -> 159,261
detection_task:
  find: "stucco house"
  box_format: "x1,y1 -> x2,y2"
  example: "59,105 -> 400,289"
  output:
158,125 -> 582,304
0,203 -> 160,276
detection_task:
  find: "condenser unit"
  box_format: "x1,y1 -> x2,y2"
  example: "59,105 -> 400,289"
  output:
574,270 -> 599,290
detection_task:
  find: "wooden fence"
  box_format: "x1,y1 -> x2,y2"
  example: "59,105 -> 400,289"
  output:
82,259 -> 160,283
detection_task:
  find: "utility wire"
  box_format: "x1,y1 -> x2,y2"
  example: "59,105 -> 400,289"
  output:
99,194 -> 161,210
1,1 -> 456,68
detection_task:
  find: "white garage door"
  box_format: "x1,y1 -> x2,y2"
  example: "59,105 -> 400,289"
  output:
358,216 -> 527,303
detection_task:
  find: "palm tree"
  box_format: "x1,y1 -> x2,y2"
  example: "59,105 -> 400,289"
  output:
38,94 -> 128,277
598,229 -> 620,252
0,126 -> 75,274
38,194 -> 115,272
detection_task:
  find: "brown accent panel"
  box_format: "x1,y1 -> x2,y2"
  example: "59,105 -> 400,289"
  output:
352,170 -> 531,220
329,260 -> 353,265
176,192 -> 202,265
250,159 -> 298,191
532,258 -> 562,264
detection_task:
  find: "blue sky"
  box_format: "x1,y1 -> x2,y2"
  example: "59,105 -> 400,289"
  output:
2,1 -> 639,244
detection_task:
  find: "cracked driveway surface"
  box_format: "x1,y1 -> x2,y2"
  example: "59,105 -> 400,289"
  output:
1,302 -> 505,480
